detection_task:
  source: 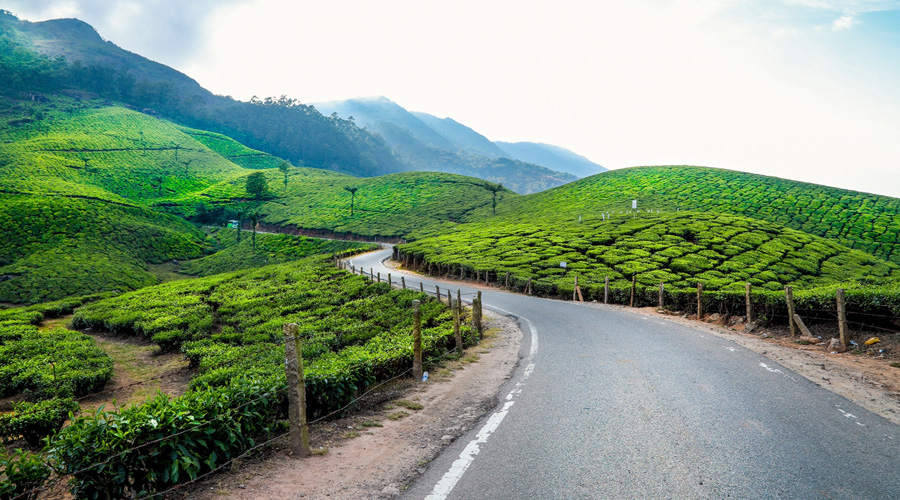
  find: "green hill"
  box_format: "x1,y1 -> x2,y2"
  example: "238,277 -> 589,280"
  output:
398,211 -> 900,296
475,166 -> 900,265
167,170 -> 516,239
0,11 -> 404,177
0,195 -> 205,304
0,96 -> 263,202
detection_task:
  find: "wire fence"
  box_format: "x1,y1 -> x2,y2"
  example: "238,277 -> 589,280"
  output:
7,269 -> 480,500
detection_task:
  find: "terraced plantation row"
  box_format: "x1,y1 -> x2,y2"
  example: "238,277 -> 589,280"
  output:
400,212 -> 898,292
1,257 -> 477,499
476,166 -> 900,265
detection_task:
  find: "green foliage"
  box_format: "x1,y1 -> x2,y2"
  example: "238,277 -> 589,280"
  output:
49,377 -> 285,500
0,195 -> 205,304
0,448 -> 51,500
182,229 -> 376,276
0,305 -> 113,399
49,257 -> 471,497
477,165 -> 900,265
0,398 -> 80,446
398,212 -> 900,297
245,171 -> 269,199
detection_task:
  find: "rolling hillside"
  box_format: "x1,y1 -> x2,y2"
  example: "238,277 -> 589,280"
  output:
166,170 -> 516,239
472,166 -> 900,265
0,11 -> 404,176
398,211 -> 900,295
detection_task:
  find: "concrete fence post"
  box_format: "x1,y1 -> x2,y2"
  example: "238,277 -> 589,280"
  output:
785,285 -> 797,337
837,288 -> 850,347
283,323 -> 309,457
412,300 -> 422,382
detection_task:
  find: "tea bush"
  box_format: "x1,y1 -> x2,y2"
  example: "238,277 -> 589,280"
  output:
0,448 -> 51,500
0,397 -> 79,446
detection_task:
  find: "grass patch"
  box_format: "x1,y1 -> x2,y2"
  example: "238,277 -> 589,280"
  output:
386,411 -> 408,421
394,399 -> 423,411
359,419 -> 383,428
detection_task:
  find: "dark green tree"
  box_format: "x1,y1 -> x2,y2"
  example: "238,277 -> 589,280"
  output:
484,182 -> 504,215
249,211 -> 260,249
343,186 -> 359,216
278,161 -> 290,192
246,172 -> 269,199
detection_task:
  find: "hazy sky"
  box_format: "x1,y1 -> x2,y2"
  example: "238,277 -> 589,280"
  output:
5,0 -> 900,197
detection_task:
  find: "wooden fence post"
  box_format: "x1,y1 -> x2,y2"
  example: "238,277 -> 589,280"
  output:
412,300 -> 423,382
604,276 -> 609,304
283,323 -> 309,457
745,283 -> 753,323
370,268 -> 374,280
420,282 -> 424,293
658,282 -> 664,309
573,275 -> 578,301
505,272 -> 510,288
630,275 -> 636,307
436,285 -> 441,300
402,276 -> 406,289
526,277 -> 532,296
785,285 -> 797,337
837,288 -> 850,347
388,273 -> 392,287
377,272 -> 381,283
697,282 -> 703,319
446,289 -> 451,307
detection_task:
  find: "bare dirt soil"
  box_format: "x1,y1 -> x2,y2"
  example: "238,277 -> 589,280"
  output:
175,312 -> 522,500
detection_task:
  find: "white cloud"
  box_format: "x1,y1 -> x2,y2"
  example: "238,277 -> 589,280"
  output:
832,14 -> 860,28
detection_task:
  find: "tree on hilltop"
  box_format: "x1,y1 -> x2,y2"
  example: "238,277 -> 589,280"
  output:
344,185 -> 359,216
246,172 -> 269,200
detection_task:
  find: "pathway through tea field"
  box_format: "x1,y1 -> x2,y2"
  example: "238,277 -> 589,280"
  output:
352,249 -> 900,499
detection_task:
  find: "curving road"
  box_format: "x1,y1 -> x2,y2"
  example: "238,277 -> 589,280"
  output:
351,249 -> 900,499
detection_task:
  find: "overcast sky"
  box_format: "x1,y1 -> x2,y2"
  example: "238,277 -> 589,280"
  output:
5,0 -> 900,197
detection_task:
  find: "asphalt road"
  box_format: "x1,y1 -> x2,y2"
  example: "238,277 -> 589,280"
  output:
351,249 -> 900,499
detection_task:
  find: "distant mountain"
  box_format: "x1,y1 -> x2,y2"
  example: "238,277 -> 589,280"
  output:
315,97 -> 454,150
410,112 -> 507,158
495,141 -> 605,178
314,97 -> 577,194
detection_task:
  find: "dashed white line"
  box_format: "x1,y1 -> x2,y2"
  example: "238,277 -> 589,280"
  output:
424,309 -> 539,500
759,362 -> 784,374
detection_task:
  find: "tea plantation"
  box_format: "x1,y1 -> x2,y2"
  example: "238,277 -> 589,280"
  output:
181,228 -> 377,277
0,97 -> 257,202
470,166 -> 900,265
0,194 -> 206,304
398,211 -> 900,296
166,170 -> 514,238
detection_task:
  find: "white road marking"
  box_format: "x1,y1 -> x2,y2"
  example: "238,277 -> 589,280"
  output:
724,346 -> 736,352
759,362 -> 784,374
425,310 -> 539,500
